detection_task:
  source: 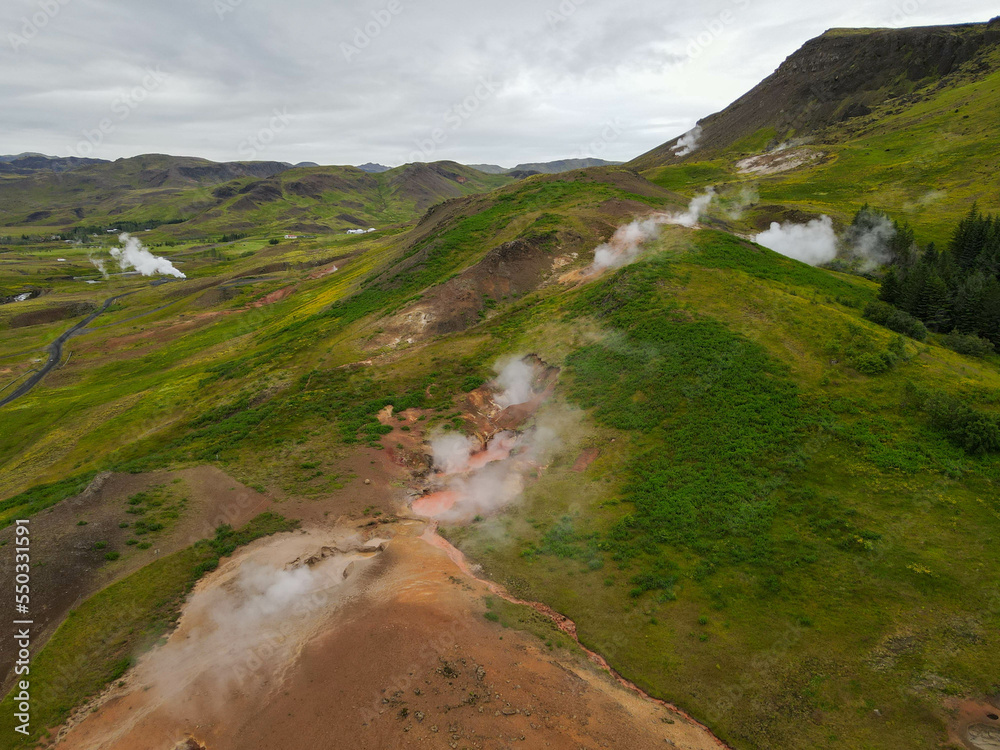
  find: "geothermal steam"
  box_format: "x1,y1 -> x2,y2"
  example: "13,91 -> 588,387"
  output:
668,187 -> 716,228
754,216 -> 838,266
136,543 -> 365,707
720,185 -> 759,220
754,213 -> 898,268
844,212 -> 896,270
592,217 -> 663,271
89,255 -> 109,279
671,125 -> 703,157
412,358 -> 560,523
590,188 -> 716,271
431,432 -> 480,474
416,427 -> 555,523
110,232 -> 186,278
493,355 -> 538,407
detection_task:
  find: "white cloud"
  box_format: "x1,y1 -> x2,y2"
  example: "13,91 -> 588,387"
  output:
0,0 -> 996,165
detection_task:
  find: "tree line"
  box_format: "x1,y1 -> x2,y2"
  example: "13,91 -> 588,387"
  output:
878,204 -> 1000,345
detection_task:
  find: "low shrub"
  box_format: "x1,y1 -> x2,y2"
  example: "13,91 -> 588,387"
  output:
943,330 -> 994,358
863,300 -> 927,341
924,391 -> 1000,454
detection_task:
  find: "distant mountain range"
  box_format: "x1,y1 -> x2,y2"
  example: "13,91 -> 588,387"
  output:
0,154 -> 109,174
361,158 -> 623,175
0,154 -> 622,180
467,158 -> 623,175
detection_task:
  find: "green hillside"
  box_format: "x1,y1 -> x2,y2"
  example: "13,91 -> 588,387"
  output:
636,24 -> 1000,246
0,156 -> 512,235
2,20 -> 999,750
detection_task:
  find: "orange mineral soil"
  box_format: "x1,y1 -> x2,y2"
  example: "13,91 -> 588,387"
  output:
53,522 -> 728,750
410,489 -> 461,516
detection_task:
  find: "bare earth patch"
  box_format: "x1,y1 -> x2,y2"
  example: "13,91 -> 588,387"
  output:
735,148 -> 823,175
0,466 -> 273,694
53,525 -> 726,750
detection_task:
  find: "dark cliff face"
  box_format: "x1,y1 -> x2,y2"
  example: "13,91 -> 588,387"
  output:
631,20 -> 1000,171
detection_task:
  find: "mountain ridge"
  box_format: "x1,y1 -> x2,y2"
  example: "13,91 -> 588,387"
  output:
631,18 -> 1000,171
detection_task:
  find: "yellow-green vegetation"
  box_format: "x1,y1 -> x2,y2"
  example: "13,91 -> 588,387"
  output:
122,485 -> 188,545
0,512 -> 299,748
0,158 -> 512,237
481,595 -> 576,652
3,50 -> 1000,747
643,46 -> 1000,246
444,228 -> 1000,750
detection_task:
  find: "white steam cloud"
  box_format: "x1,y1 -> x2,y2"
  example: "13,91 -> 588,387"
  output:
439,461 -> 525,522
134,544 -> 366,711
418,423 -> 561,523
493,357 -> 536,407
844,213 -> 896,270
755,213 -> 899,269
592,216 -> 662,271
110,232 -> 186,278
754,215 -> 838,266
89,255 -> 109,279
431,431 -> 480,474
590,188 -> 716,271
666,187 -> 715,228
720,184 -> 759,220
671,125 -> 703,157
413,356 -> 564,523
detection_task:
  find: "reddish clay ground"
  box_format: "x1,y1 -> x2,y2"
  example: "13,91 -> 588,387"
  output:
945,697 -> 1000,749
53,528 -> 726,750
0,466 -> 273,694
250,286 -> 296,307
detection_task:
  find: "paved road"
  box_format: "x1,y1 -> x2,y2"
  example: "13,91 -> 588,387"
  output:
0,291 -> 136,408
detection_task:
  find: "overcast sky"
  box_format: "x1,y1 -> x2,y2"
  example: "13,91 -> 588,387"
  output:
1,0 -> 996,167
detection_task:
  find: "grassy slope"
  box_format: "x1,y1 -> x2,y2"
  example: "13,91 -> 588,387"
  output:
0,513 -> 299,748
2,110 -> 999,750
0,159 -> 512,237
642,46 -> 1000,246
445,228 -> 1000,750
0,169 -> 670,501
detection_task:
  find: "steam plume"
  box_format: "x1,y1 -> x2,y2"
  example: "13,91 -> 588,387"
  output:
418,423 -> 560,523
665,187 -> 715,228
754,215 -> 837,266
89,255 -> 109,279
136,543 -> 365,708
592,217 -> 663,271
413,356 -> 564,523
111,232 -> 186,278
671,125 -> 703,157
844,213 -> 896,270
431,431 -> 480,474
719,184 -> 759,220
493,357 -> 536,407
589,189 -> 716,272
